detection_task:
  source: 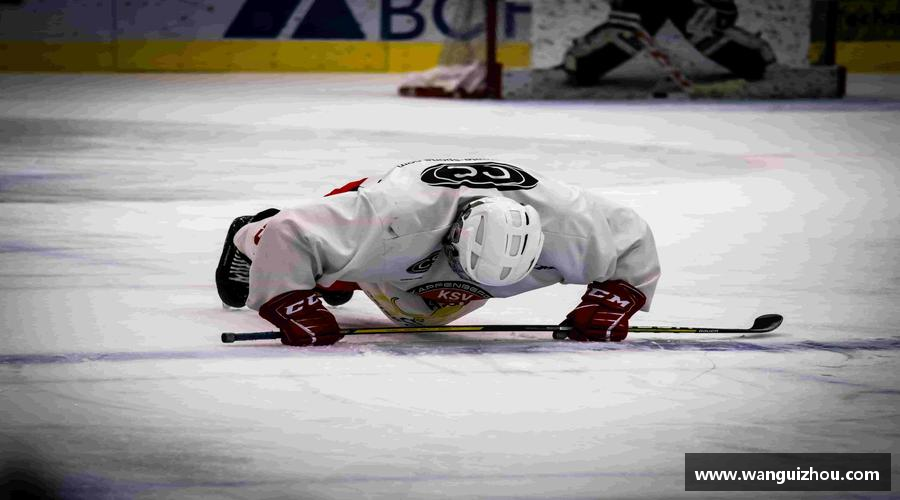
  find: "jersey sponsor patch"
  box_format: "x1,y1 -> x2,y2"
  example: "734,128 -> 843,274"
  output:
407,281 -> 492,311
420,162 -> 539,191
406,250 -> 441,274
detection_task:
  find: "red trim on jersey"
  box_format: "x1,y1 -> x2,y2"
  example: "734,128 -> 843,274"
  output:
253,225 -> 267,245
325,178 -> 367,197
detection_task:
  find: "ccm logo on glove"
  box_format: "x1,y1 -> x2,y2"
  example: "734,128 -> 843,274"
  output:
284,294 -> 321,315
259,290 -> 344,346
565,280 -> 646,342
585,286 -> 635,309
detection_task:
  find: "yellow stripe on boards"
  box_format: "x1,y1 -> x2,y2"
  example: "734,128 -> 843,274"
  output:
836,41 -> 900,73
0,41 -> 115,71
810,40 -> 900,73
497,42 -> 531,69
116,40 -> 389,72
276,41 -> 388,71
387,42 -> 445,72
1,40 -> 531,73
117,40 -> 277,71
1,40 -> 897,73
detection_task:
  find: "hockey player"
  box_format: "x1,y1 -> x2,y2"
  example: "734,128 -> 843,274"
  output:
216,160 -> 660,346
564,0 -> 776,85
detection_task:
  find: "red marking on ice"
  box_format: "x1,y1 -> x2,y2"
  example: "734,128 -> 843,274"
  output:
743,155 -> 786,169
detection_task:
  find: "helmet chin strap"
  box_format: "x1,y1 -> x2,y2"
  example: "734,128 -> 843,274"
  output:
443,219 -> 476,282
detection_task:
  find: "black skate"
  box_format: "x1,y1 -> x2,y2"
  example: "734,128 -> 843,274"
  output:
215,208 -> 279,308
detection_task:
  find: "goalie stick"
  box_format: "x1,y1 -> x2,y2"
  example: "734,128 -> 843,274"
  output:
633,24 -> 749,99
633,27 -> 694,93
220,314 -> 783,343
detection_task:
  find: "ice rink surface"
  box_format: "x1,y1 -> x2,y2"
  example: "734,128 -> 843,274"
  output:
1,72 -> 898,499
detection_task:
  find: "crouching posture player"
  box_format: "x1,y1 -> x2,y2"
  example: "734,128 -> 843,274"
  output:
215,160 -> 660,346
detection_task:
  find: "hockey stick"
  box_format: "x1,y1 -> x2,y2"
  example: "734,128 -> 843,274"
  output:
220,314 -> 783,343
634,23 -> 749,98
633,27 -> 694,93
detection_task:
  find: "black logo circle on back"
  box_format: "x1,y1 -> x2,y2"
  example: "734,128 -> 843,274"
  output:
420,162 -> 538,191
406,250 -> 441,274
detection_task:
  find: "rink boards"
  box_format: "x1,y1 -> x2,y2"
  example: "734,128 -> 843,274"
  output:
4,0 -> 896,74
0,0 -> 532,72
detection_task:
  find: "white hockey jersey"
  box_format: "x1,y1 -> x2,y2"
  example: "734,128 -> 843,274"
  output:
234,159 -> 660,326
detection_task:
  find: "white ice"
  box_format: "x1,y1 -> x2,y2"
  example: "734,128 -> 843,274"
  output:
0,73 -> 898,499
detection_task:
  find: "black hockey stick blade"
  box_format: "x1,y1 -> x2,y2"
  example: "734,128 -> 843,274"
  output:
750,314 -> 784,332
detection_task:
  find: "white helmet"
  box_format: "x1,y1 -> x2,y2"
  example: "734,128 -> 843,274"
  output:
444,197 -> 545,286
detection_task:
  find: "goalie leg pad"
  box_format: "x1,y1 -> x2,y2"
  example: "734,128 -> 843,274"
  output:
694,26 -> 776,80
672,0 -> 774,81
563,11 -> 646,85
563,3 -> 672,85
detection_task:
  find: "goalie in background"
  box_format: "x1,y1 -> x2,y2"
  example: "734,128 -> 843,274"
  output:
216,160 -> 660,347
564,0 -> 776,85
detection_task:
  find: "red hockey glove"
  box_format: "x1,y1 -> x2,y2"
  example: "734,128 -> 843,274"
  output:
564,280 -> 646,342
259,290 -> 343,346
